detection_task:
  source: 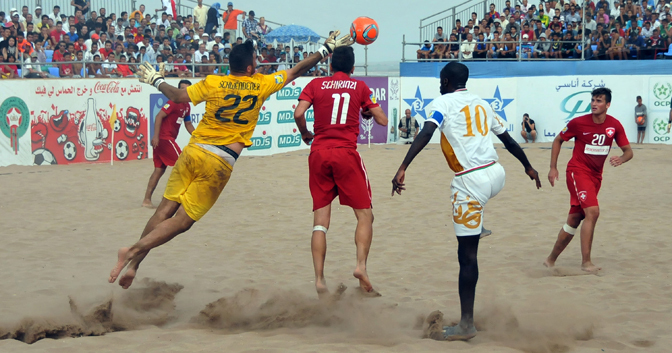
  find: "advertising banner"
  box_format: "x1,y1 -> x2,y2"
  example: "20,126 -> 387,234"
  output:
0,79 -> 150,167
356,76 -> 388,145
647,76 -> 672,144
387,77 -> 401,143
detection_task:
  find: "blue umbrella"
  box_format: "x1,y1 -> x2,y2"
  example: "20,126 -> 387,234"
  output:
264,24 -> 321,43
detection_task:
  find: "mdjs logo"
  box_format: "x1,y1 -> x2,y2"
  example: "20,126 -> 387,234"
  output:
258,111 -> 271,125
278,133 -> 302,148
560,91 -> 592,121
249,135 -> 272,150
277,110 -> 294,124
276,84 -> 302,100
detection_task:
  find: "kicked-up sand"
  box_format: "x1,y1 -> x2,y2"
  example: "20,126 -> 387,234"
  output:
0,142 -> 670,353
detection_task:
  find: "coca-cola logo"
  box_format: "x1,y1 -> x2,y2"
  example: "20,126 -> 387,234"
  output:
93,81 -> 121,94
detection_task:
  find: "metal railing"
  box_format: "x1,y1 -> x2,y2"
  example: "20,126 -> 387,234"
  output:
400,37 -> 665,62
1,55 -> 336,79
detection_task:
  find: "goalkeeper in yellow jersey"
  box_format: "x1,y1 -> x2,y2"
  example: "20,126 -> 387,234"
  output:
109,33 -> 355,289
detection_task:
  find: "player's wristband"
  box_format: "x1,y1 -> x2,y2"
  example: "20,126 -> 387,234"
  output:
153,78 -> 165,90
317,46 -> 331,58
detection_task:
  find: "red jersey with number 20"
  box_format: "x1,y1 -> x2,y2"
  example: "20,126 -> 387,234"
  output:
560,114 -> 629,176
159,101 -> 192,140
298,72 -> 379,151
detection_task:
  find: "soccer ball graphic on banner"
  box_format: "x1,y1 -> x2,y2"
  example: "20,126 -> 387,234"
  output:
33,148 -> 57,165
115,140 -> 129,160
63,141 -> 77,161
350,17 -> 379,45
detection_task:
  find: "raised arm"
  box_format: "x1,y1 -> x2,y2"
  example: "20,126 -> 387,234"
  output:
496,131 -> 541,188
285,30 -> 354,84
364,106 -> 388,127
137,62 -> 191,103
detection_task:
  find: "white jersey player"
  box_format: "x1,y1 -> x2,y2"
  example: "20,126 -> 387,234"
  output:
392,62 -> 541,342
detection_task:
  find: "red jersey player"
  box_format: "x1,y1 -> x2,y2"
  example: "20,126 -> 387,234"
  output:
142,80 -> 194,208
545,88 -> 633,272
294,46 -> 388,298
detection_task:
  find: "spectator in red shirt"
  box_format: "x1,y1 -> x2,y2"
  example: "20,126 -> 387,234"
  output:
50,21 -> 67,44
116,54 -> 135,77
52,41 -> 73,76
99,40 -> 113,58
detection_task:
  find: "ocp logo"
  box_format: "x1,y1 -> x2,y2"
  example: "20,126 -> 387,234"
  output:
249,136 -> 272,150
653,118 -> 670,136
560,91 -> 591,121
258,111 -> 271,125
653,82 -> 672,101
276,86 -> 302,100
306,109 -> 314,122
278,134 -> 302,148
277,110 -> 294,124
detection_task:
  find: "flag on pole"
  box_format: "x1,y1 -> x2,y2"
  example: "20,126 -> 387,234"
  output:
162,0 -> 177,17
110,105 -> 117,165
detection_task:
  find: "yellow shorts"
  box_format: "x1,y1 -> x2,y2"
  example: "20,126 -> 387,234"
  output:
164,144 -> 233,221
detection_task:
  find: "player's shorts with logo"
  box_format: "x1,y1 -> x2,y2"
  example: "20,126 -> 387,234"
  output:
309,148 -> 371,211
451,162 -> 506,236
164,144 -> 233,221
566,169 -> 601,214
153,138 -> 182,168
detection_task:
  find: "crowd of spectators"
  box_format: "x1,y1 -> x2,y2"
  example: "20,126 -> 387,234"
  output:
0,1 -> 327,79
418,0 -> 672,61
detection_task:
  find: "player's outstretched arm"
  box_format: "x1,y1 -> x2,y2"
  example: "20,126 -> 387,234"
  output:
496,131 -> 542,189
391,122 -> 437,196
294,100 -> 314,145
285,30 -> 354,84
609,144 -> 633,167
548,134 -> 564,187
138,62 -> 190,103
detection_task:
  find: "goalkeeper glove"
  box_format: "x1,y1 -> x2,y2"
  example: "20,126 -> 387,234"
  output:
138,62 -> 166,89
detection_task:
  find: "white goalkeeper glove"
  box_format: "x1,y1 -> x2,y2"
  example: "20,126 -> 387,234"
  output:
138,62 -> 166,89
317,30 -> 355,58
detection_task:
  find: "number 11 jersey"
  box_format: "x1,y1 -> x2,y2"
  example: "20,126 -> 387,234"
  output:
299,71 -> 379,151
427,89 -> 507,174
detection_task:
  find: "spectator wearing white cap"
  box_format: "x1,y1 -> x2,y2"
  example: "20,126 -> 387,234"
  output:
207,33 -> 222,51
34,6 -> 43,21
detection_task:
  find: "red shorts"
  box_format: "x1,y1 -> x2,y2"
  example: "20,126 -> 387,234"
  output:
153,138 -> 182,168
309,148 -> 372,211
566,169 -> 602,214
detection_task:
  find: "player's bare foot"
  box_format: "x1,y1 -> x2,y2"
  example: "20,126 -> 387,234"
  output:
109,247 -> 131,283
440,324 -> 478,341
353,267 -> 374,292
118,267 -> 137,289
316,277 -> 329,299
141,200 -> 155,208
582,261 -> 601,273
544,257 -> 556,268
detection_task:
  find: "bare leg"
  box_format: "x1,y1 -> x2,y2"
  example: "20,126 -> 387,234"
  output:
545,212 -> 583,267
530,130 -> 537,143
110,204 -> 194,289
312,204 -> 331,299
441,235 -> 479,341
142,167 -> 166,208
579,206 -> 601,272
353,208 -> 377,294
116,198 -> 180,287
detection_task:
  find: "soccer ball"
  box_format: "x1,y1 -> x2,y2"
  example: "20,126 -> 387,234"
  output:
114,118 -> 121,132
63,141 -> 77,161
350,17 -> 379,45
33,148 -> 57,165
115,140 -> 129,160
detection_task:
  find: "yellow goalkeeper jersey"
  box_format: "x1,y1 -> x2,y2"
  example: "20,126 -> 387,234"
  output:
186,70 -> 288,146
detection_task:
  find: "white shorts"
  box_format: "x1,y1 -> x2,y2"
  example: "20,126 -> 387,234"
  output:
451,162 -> 506,236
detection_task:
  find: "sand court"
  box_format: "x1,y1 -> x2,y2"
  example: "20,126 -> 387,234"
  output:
1,142 -> 671,352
